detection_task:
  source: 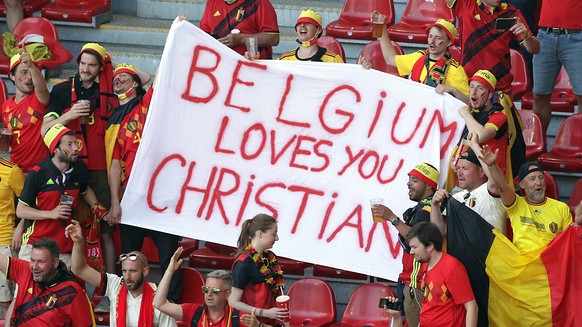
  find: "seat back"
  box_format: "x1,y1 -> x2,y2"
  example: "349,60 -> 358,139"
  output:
179,267 -> 206,304
0,0 -> 50,17
205,242 -> 237,256
288,278 -> 337,327
517,109 -> 546,161
399,0 -> 454,26
317,36 -> 346,62
448,45 -> 462,62
0,79 -> 7,109
326,0 -> 395,40
359,40 -> 403,77
568,178 -> 582,217
339,283 -> 394,327
12,16 -> 58,41
550,114 -> 582,157
509,49 -> 530,100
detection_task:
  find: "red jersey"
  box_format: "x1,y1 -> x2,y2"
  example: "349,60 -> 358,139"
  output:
1,92 -> 49,173
419,253 -> 475,327
181,303 -> 247,327
7,257 -> 95,326
539,0 -> 582,29
111,88 -> 153,184
450,0 -> 531,93
200,0 -> 279,59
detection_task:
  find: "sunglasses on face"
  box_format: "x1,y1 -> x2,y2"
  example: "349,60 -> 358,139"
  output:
202,286 -> 227,295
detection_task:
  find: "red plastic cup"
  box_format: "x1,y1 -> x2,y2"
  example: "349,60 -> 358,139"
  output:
276,295 -> 291,322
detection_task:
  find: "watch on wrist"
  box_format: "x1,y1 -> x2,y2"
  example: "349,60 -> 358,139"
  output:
391,217 -> 400,226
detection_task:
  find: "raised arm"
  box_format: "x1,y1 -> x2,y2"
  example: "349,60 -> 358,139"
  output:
510,16 -> 540,55
66,220 -> 102,287
458,106 -> 497,142
376,12 -> 397,67
478,145 -> 515,206
153,247 -> 185,320
19,51 -> 49,105
430,189 -> 449,236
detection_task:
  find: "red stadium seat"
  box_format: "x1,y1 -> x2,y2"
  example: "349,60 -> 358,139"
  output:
179,267 -> 205,304
91,295 -> 110,325
538,114 -> 582,172
0,79 -> 7,108
515,171 -> 560,200
326,0 -> 395,40
331,283 -> 394,327
448,45 -> 461,63
278,257 -> 309,276
568,178 -> 582,218
0,17 -> 72,75
358,40 -> 404,77
510,49 -> 531,101
317,36 -> 346,62
0,0 -> 50,18
517,109 -> 547,161
42,0 -> 112,25
520,66 -> 576,112
288,278 -> 337,327
189,242 -> 236,270
313,264 -> 368,280
387,0 -> 454,44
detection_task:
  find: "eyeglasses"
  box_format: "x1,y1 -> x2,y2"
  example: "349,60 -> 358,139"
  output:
202,286 -> 227,295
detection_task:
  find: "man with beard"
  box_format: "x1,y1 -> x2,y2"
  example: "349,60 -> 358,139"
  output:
67,220 -> 176,327
1,51 -> 49,173
15,124 -> 103,265
278,10 -> 343,63
384,222 -> 478,327
154,248 -> 258,327
372,163 -> 440,327
105,64 -> 180,303
0,238 -> 95,326
374,15 -> 469,103
479,147 -> 572,252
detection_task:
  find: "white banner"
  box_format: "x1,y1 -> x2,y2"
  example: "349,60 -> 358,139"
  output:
121,19 -> 465,281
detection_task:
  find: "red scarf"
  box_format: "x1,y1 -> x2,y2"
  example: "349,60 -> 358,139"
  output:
116,279 -> 155,327
245,244 -> 285,297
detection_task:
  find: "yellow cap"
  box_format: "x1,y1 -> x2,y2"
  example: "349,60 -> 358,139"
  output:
113,63 -> 138,77
295,10 -> 323,30
408,162 -> 440,190
44,124 -> 73,153
77,42 -> 107,65
470,69 -> 497,93
9,53 -> 22,72
427,19 -> 457,42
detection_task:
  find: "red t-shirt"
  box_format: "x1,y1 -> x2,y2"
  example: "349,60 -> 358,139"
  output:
539,0 -> 582,29
7,257 -> 95,326
450,0 -> 531,93
200,0 -> 279,59
112,88 -> 153,184
181,303 -> 247,327
1,92 -> 49,173
419,253 -> 475,327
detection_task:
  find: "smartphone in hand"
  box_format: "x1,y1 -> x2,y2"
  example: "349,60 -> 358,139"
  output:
495,18 -> 517,30
379,298 -> 403,311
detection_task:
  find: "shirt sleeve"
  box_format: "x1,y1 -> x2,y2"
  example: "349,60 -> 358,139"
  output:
395,52 -> 423,77
9,164 -> 26,197
444,64 -> 470,96
232,257 -> 251,290
142,87 -> 154,108
46,82 -> 70,118
255,0 -> 279,34
19,170 -> 41,208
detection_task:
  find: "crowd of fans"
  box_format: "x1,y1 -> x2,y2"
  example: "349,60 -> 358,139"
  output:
0,0 -> 581,326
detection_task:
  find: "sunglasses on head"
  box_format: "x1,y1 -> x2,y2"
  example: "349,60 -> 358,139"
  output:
119,253 -> 145,264
202,286 -> 227,295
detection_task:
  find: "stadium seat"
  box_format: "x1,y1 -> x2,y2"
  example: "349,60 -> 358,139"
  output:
331,283 -> 394,327
0,0 -> 50,18
0,17 -> 72,75
326,0 -> 395,40
517,109 -> 546,161
288,278 -> 337,327
448,45 -> 462,63
41,0 -> 112,25
568,178 -> 582,218
313,264 -> 368,280
278,257 -> 309,275
358,40 -> 404,77
510,49 -> 531,101
179,267 -> 206,304
520,66 -> 576,112
538,114 -> 582,172
387,0 -> 454,44
0,79 -> 7,108
515,171 -> 560,200
91,295 -> 110,325
189,242 -> 237,270
317,36 -> 346,62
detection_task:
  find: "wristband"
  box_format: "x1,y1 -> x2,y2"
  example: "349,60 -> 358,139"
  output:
520,34 -> 532,45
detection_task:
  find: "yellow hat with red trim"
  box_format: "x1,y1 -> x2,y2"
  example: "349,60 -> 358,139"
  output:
295,10 -> 323,30
113,63 -> 138,77
44,124 -> 73,153
9,53 -> 22,72
470,69 -> 497,93
408,162 -> 440,190
426,19 -> 457,42
77,42 -> 107,65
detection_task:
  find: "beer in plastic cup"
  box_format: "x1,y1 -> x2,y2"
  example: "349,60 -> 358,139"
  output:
245,36 -> 259,58
60,194 -> 75,226
0,128 -> 12,152
76,99 -> 91,124
276,295 -> 291,322
370,198 -> 384,223
371,12 -> 386,38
